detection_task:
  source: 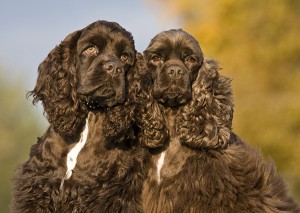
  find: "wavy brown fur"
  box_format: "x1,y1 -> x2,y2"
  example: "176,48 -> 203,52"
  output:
142,29 -> 300,213
129,53 -> 169,149
177,59 -> 233,149
11,20 -> 167,213
28,30 -> 87,136
143,134 -> 300,213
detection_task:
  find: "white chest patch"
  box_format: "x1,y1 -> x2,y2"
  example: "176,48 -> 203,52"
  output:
60,117 -> 89,190
156,152 -> 166,183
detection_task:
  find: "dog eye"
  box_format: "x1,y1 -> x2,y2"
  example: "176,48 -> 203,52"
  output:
151,55 -> 162,62
83,46 -> 98,56
185,56 -> 197,63
120,54 -> 129,62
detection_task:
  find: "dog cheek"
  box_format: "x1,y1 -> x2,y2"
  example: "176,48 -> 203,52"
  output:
113,74 -> 126,102
156,69 -> 171,86
149,67 -> 159,81
191,69 -> 199,82
151,71 -> 157,80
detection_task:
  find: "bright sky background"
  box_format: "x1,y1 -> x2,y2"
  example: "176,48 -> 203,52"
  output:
0,0 -> 180,89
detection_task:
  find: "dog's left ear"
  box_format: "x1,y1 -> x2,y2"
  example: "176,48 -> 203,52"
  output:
130,53 -> 169,148
177,59 -> 234,149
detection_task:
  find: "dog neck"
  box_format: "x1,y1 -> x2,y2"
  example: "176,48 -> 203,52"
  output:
164,107 -> 180,138
60,114 -> 90,190
153,106 -> 185,184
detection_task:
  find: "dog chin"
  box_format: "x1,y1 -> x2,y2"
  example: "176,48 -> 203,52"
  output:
153,88 -> 191,107
82,93 -> 125,110
155,94 -> 189,107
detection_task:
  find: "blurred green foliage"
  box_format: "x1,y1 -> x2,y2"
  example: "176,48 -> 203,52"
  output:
0,71 -> 46,212
152,0 -> 300,202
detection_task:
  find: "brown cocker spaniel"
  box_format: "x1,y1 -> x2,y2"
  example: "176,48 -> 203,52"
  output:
11,20 -> 166,213
141,29 -> 300,213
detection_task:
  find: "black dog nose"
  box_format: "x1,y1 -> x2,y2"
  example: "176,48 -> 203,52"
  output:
167,65 -> 183,79
103,62 -> 123,76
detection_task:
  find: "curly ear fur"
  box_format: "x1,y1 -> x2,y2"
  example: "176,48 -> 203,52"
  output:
137,99 -> 169,148
102,104 -> 135,146
132,53 -> 169,148
28,31 -> 88,136
176,59 -> 234,149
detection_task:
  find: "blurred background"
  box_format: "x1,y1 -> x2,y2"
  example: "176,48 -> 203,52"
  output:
0,0 -> 299,211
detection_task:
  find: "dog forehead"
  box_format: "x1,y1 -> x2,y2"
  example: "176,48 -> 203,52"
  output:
79,27 -> 132,45
76,21 -> 134,50
146,30 -> 202,58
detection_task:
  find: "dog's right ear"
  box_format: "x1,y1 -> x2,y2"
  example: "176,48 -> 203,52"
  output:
132,53 -> 169,148
27,30 -> 88,136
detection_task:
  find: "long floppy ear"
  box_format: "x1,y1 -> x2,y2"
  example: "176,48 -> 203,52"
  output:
28,30 -> 88,136
177,59 -> 234,149
131,53 -> 169,148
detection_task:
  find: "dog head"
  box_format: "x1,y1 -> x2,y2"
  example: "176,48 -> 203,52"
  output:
144,29 -> 204,107
76,21 -> 135,108
28,20 -> 136,136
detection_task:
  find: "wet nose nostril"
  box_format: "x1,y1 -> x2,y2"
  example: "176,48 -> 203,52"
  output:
168,69 -> 175,75
116,67 -> 122,74
103,63 -> 115,71
107,65 -> 113,71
